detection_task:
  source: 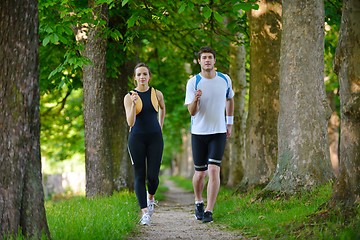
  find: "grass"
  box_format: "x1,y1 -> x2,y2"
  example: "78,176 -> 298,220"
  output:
169,175 -> 360,240
10,175 -> 357,240
45,191 -> 139,240
44,180 -> 169,240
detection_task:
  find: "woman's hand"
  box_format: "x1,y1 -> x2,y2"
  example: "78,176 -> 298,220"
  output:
131,92 -> 139,105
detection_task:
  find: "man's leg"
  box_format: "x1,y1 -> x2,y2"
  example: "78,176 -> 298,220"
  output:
191,134 -> 208,202
203,133 -> 226,222
193,170 -> 206,202
191,134 -> 208,220
205,164 -> 220,212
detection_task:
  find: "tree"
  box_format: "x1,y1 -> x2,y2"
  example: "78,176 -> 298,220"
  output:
226,40 -> 247,187
332,0 -> 360,207
83,3 -> 113,197
106,4 -> 138,190
265,0 -> 333,193
0,0 -> 50,238
240,0 -> 282,191
109,61 -> 135,191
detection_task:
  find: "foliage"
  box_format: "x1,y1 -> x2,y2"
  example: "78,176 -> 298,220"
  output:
40,87 -> 84,167
38,0 -> 256,167
38,0 -> 342,172
119,0 -> 256,164
38,0 -> 89,91
38,0 -> 89,165
324,0 -> 342,112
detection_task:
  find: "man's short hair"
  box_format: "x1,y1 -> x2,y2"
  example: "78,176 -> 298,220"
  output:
197,46 -> 216,59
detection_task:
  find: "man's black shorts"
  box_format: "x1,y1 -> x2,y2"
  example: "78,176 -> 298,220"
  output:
191,133 -> 227,171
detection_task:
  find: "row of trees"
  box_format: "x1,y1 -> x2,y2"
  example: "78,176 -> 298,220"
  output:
1,0 -> 358,238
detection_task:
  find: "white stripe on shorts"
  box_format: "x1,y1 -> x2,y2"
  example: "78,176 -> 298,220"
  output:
209,158 -> 221,164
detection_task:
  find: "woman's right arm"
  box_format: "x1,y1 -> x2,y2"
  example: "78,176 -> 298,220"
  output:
124,93 -> 137,127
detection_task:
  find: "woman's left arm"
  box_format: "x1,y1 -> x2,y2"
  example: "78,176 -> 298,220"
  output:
156,90 -> 166,129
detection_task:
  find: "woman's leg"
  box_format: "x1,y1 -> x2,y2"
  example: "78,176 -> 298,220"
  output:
146,132 -> 164,196
128,133 -> 147,210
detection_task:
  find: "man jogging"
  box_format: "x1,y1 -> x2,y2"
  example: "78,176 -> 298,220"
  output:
184,46 -> 235,223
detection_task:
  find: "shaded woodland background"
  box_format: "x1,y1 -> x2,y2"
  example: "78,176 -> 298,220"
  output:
1,0 -> 359,238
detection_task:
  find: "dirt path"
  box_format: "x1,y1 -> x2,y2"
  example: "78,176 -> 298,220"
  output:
126,178 -> 247,240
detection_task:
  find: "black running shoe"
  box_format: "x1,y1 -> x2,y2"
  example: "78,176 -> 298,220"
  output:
202,211 -> 213,223
195,202 -> 204,220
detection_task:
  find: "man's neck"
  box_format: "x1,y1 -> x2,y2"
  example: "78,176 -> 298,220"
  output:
201,69 -> 216,79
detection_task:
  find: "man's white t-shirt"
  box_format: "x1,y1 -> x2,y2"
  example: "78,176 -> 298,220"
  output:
184,72 -> 235,135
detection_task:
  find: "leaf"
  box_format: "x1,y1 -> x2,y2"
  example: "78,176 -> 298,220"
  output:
50,33 -> 59,44
188,2 -> 194,9
236,3 -> 259,11
203,6 -> 212,19
122,0 -> 129,7
44,25 -> 53,33
110,30 -> 123,41
252,3 -> 259,10
58,35 -> 68,44
48,64 -> 63,79
43,36 -> 50,46
127,15 -> 138,28
64,26 -> 73,36
214,11 -> 223,23
178,3 -> 186,14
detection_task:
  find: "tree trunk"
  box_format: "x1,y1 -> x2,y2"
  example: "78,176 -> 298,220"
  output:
106,6 -> 143,191
241,0 -> 282,190
332,0 -> 360,207
83,4 -> 113,197
265,0 -> 333,193
175,130 -> 194,178
110,62 -> 135,191
0,0 -> 50,238
226,42 -> 247,187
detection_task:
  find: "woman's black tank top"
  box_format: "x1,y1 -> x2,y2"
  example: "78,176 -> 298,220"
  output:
130,87 -> 161,134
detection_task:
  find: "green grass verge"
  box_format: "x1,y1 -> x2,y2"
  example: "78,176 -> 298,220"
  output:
46,190 -> 139,240
45,182 -> 169,240
12,176 -> 358,240
170,175 -> 360,240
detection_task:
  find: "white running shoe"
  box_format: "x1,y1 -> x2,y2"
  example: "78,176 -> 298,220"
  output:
147,199 -> 158,216
140,212 -> 151,225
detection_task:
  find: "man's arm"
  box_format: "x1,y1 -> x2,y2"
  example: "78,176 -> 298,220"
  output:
225,97 -> 234,138
187,90 -> 202,116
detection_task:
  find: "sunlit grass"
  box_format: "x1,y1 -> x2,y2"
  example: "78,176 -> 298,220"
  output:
9,175 -> 359,240
170,176 -> 360,240
45,191 -> 138,240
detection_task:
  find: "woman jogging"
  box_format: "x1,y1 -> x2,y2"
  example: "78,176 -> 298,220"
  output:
124,63 -> 166,225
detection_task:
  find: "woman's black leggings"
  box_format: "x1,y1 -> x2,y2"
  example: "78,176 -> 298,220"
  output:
128,131 -> 163,209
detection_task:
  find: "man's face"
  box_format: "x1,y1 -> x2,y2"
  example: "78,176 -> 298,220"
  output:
198,52 -> 216,72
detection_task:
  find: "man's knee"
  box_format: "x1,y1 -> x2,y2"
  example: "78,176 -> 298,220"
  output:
207,164 -> 220,176
194,170 -> 206,179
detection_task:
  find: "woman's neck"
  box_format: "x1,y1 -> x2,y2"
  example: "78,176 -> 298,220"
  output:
136,85 -> 149,92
